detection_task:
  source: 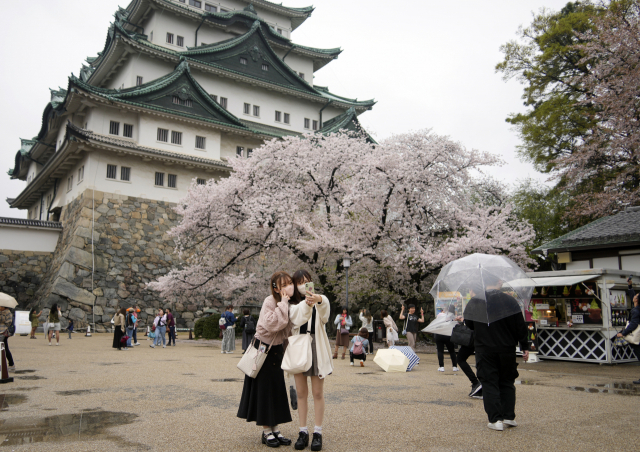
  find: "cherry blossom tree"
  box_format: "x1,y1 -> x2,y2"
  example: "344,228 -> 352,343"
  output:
559,0 -> 640,218
149,130 -> 535,311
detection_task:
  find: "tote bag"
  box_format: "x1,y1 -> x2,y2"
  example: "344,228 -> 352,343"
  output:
623,322 -> 640,345
450,323 -> 474,347
387,327 -> 399,342
281,318 -> 313,374
237,338 -> 272,378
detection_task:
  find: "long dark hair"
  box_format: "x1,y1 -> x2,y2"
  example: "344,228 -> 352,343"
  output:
51,303 -> 58,312
30,307 -> 36,317
291,269 -> 313,305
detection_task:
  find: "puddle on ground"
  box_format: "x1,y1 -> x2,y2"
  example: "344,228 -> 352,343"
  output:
17,376 -> 46,381
212,378 -> 242,382
592,382 -> 639,391
12,370 -> 36,375
0,394 -> 27,410
356,372 -> 374,375
515,380 -> 546,386
56,390 -> 92,396
0,410 -> 139,447
96,363 -> 123,366
426,399 -> 473,407
569,383 -> 640,396
10,387 -> 39,391
182,373 -> 196,376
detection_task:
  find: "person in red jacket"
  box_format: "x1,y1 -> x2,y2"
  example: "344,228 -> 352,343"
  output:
166,308 -> 176,346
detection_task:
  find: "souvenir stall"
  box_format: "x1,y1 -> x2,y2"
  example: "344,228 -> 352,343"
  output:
525,269 -> 639,364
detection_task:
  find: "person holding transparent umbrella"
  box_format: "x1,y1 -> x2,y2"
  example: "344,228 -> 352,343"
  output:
430,253 -> 533,432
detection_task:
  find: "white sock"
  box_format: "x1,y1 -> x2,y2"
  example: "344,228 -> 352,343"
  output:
314,426 -> 322,434
300,427 -> 308,433
264,427 -> 273,436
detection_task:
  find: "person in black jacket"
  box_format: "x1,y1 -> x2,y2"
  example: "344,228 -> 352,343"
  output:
618,279 -> 639,384
465,278 -> 529,432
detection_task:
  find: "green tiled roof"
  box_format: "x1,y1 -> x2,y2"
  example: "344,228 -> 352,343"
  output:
320,107 -> 377,144
533,207 -> 640,253
240,119 -> 302,138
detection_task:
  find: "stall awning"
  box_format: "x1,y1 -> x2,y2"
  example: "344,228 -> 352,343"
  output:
530,275 -> 599,287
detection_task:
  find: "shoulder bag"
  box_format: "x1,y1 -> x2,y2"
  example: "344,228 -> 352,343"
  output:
402,316 -> 409,336
218,316 -> 227,330
450,323 -> 474,347
238,338 -> 272,378
281,316 -> 313,374
623,321 -> 640,345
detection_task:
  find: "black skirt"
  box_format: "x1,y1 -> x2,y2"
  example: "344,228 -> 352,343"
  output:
237,342 -> 292,427
112,328 -> 123,349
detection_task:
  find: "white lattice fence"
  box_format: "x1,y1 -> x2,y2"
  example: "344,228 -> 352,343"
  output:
538,329 -> 607,362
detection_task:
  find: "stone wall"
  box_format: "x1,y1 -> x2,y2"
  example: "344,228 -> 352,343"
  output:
0,250 -> 54,306
31,189 -> 224,332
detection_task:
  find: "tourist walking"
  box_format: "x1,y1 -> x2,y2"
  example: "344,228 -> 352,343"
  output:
399,304 -> 425,351
333,308 -> 352,359
132,306 -> 140,345
67,319 -> 74,339
435,305 -> 458,372
29,308 -> 42,339
288,270 -> 333,451
359,309 -> 374,354
618,279 -> 640,384
465,277 -> 529,431
48,304 -> 62,346
150,309 -> 167,348
221,305 -> 237,354
166,308 -> 176,346
112,308 -> 127,351
237,271 -> 293,448
349,328 -> 369,367
239,308 -> 257,352
125,309 -> 136,348
381,310 -> 398,347
0,306 -> 15,372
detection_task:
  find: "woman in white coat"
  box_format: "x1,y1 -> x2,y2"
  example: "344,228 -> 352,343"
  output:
288,270 -> 333,452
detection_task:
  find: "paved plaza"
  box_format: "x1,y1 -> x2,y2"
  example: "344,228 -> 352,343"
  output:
1,333 -> 638,451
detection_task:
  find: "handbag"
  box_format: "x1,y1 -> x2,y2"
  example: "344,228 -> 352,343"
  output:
387,327 -> 399,342
238,338 -> 272,378
450,323 -> 474,347
48,322 -> 55,328
282,318 -> 313,374
219,317 -> 227,330
623,322 -> 640,345
402,316 -> 408,336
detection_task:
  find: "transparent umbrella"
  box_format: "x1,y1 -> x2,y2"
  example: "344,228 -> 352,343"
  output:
429,253 -> 535,324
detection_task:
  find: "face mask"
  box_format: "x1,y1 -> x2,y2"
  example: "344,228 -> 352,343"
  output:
297,284 -> 306,296
282,284 -> 294,297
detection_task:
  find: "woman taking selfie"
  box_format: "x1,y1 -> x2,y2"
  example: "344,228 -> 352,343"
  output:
288,270 -> 333,451
333,308 -> 352,359
238,271 -> 294,448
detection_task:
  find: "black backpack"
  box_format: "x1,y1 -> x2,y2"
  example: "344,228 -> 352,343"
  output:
244,316 -> 256,334
127,313 -> 135,328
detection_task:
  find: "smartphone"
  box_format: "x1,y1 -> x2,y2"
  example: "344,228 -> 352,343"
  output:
305,282 -> 314,294
259,344 -> 267,353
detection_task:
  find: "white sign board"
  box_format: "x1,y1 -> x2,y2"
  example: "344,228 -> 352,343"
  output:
536,304 -> 550,310
15,311 -> 32,335
572,315 -> 584,324
539,319 -> 548,325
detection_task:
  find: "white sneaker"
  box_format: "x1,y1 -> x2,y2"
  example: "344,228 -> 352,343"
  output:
488,421 -> 504,431
221,350 -> 225,354
437,367 -> 445,372
49,342 -> 52,346
56,343 -> 59,346
134,342 -> 140,346
7,366 -> 15,372
150,345 -> 155,348
503,420 -> 518,428
452,367 -> 459,372
163,345 -> 166,348
349,362 -> 354,366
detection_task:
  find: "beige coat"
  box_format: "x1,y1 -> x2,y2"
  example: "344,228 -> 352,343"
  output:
289,296 -> 333,379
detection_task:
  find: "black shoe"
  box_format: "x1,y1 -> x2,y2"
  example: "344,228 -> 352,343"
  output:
471,389 -> 483,400
262,432 -> 280,448
295,431 -> 309,450
634,379 -> 640,385
310,433 -> 322,451
469,382 -> 482,397
272,432 -> 292,446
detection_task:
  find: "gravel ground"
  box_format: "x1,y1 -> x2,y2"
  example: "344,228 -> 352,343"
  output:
1,333 -> 639,451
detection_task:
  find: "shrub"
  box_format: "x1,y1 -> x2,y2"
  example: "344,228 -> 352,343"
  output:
194,314 -> 222,339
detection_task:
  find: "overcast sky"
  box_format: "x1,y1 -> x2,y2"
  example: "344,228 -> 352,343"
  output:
0,0 -> 571,219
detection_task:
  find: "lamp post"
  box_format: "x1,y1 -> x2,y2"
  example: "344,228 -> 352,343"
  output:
343,257 -> 351,312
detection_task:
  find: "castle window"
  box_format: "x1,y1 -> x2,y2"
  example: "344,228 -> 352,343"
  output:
210,94 -> 218,103
197,178 -> 206,185
261,64 -> 269,71
177,36 -> 184,47
284,113 -> 290,124
172,96 -> 192,107
247,148 -> 254,158
313,120 -> 319,131
77,165 -> 84,183
219,97 -> 228,108
277,28 -> 283,35
275,111 -> 281,122
136,76 -> 143,86
205,3 -> 217,12
121,166 -> 131,182
236,146 -> 244,157
123,124 -> 134,138
220,8 -> 229,13
155,172 -> 164,186
171,131 -> 183,145
109,121 -> 120,135
168,174 -> 177,188
240,57 -> 247,65
157,128 -> 169,142
166,33 -> 174,45
195,136 -> 206,149
67,175 -> 73,192
106,164 -> 117,179
253,105 -> 260,117
189,0 -> 202,7
304,118 -> 310,129
150,31 -> 153,41
299,72 -> 305,80
244,103 -> 250,115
